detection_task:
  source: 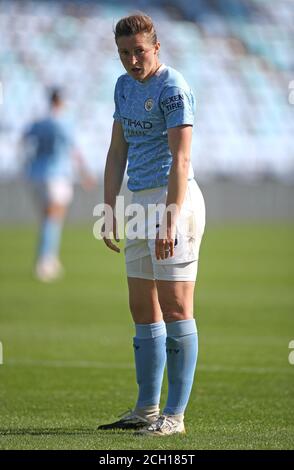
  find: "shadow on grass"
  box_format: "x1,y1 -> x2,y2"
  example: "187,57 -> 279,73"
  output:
0,428 -> 95,436
0,428 -> 135,437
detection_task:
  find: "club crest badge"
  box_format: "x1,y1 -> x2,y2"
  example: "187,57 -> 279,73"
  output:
144,98 -> 154,111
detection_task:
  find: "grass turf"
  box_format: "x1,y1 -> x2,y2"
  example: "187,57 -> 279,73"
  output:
0,223 -> 293,449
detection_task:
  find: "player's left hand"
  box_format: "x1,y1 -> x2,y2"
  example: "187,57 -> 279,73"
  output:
155,226 -> 175,260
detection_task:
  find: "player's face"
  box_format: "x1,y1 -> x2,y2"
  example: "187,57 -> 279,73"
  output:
117,33 -> 160,82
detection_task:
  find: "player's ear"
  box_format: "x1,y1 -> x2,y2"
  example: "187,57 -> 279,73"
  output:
155,42 -> 160,54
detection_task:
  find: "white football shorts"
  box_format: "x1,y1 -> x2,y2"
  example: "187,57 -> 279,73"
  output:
125,179 -> 205,281
33,178 -> 73,206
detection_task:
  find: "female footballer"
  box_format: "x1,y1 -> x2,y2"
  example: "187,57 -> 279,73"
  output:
98,13 -> 205,436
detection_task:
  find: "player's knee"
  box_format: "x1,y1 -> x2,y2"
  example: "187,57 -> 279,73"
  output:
160,299 -> 190,323
46,203 -> 66,219
163,310 -> 192,323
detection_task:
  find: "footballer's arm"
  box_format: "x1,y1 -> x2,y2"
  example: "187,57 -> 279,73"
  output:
103,120 -> 128,252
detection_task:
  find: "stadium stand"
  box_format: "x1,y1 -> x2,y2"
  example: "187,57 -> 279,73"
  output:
0,0 -> 293,180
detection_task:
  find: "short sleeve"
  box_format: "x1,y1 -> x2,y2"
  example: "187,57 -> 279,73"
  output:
160,86 -> 195,128
113,80 -> 121,121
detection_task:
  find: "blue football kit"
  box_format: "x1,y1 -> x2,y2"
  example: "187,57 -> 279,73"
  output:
23,113 -> 74,181
113,64 -> 195,191
96,61 -> 206,433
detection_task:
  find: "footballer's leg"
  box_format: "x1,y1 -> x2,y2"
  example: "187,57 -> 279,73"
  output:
136,180 -> 204,436
137,270 -> 198,436
35,203 -> 66,281
97,257 -> 166,431
35,180 -> 72,282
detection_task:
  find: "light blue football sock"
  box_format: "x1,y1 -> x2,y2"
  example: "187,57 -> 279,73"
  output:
163,319 -> 198,416
38,216 -> 63,260
133,320 -> 166,409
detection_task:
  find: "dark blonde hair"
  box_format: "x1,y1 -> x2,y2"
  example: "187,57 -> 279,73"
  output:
114,14 -> 157,45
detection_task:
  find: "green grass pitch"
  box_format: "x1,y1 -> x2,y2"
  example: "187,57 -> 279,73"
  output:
0,223 -> 293,450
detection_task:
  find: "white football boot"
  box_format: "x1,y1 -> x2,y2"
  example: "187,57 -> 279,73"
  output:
136,414 -> 186,436
35,257 -> 64,282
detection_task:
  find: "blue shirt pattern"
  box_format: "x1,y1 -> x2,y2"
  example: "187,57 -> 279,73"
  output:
113,65 -> 195,191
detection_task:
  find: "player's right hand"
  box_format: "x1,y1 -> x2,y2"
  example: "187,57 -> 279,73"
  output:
101,216 -> 120,253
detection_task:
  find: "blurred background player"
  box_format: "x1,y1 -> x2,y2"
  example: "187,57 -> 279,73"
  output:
22,87 -> 94,282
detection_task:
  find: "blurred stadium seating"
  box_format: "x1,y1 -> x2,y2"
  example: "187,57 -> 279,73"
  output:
0,0 -> 293,181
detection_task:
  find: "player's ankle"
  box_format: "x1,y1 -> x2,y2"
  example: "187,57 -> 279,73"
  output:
135,404 -> 160,418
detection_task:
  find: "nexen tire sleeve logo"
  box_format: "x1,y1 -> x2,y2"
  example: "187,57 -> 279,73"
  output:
161,94 -> 184,114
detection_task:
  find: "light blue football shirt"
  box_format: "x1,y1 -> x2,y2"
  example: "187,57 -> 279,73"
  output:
23,113 -> 74,181
113,64 -> 195,191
